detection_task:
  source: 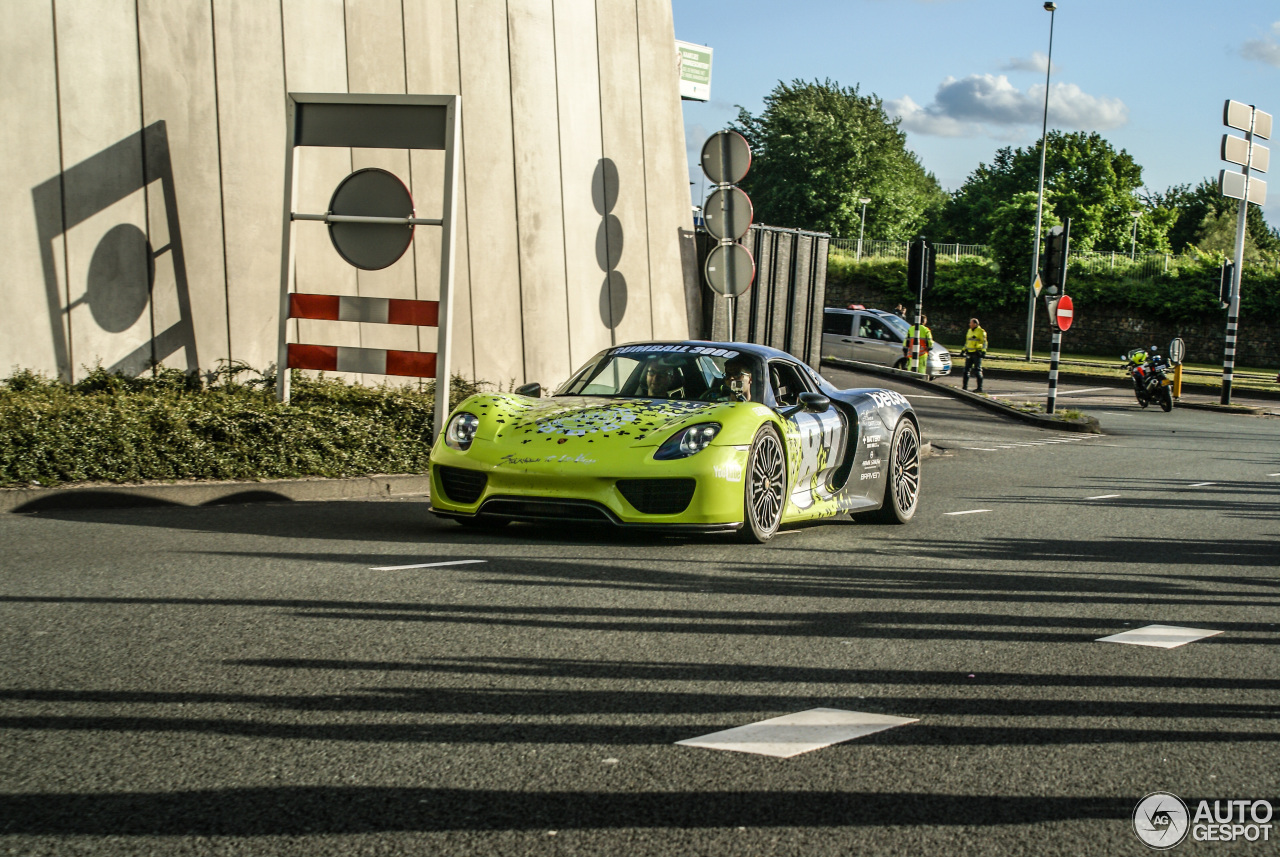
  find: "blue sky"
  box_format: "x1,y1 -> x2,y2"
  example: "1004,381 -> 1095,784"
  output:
672,0 -> 1280,232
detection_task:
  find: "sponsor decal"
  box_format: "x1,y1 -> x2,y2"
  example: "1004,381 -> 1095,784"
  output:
612,344 -> 741,359
546,453 -> 597,465
863,434 -> 882,447
499,455 -> 541,466
537,407 -> 638,436
860,471 -> 880,481
713,461 -> 743,482
753,406 -> 772,417
869,390 -> 908,408
862,457 -> 881,468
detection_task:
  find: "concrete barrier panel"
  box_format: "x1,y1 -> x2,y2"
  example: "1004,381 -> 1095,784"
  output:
139,0 -> 228,376
346,0 -> 419,362
282,0 -> 359,368
595,0 -> 653,346
553,0 -> 611,371
404,0 -> 473,379
1,4 -> 63,378
508,0 -> 571,385
55,0 -> 150,381
213,0 -> 286,373
457,1 -> 524,385
637,0 -> 694,339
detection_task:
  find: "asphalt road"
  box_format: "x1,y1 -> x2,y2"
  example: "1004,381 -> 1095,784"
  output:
2,372 -> 1278,856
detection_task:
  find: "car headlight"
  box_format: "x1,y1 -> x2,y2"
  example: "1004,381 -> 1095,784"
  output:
444,412 -> 480,451
654,423 -> 721,460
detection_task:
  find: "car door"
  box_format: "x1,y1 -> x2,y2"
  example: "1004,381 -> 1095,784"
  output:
821,310 -> 856,360
768,359 -> 848,511
859,313 -> 906,368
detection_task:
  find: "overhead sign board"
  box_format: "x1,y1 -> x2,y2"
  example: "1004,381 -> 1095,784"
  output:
1219,169 -> 1267,204
676,41 -> 712,102
1224,99 -> 1272,139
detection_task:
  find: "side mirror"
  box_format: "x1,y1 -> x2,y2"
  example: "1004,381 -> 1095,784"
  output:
781,392 -> 830,418
515,382 -> 541,398
799,392 -> 831,413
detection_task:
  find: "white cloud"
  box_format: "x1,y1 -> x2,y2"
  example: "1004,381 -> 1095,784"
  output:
1002,52 -> 1056,74
887,74 -> 1128,138
1241,22 -> 1280,67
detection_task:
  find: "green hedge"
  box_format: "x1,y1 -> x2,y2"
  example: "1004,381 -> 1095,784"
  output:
827,255 -> 1280,325
0,365 -> 481,488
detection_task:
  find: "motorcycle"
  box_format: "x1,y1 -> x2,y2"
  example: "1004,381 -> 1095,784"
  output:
1121,347 -> 1174,412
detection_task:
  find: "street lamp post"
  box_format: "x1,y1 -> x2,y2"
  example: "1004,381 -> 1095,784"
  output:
856,197 -> 870,261
1025,1 -> 1056,360
1130,211 -> 1140,259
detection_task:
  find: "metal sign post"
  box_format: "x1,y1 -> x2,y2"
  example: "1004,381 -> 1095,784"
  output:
1219,99 -> 1271,405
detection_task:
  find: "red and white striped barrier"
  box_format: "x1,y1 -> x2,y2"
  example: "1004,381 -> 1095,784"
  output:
287,294 -> 439,378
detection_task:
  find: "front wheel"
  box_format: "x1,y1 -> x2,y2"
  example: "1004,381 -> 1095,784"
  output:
740,425 -> 785,542
1158,385 -> 1173,412
868,418 -> 920,524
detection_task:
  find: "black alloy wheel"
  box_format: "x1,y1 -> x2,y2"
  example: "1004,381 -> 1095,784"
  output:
741,425 -> 785,542
868,418 -> 920,524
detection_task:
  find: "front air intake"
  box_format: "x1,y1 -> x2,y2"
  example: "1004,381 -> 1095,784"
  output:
616,478 -> 696,515
436,465 -> 487,504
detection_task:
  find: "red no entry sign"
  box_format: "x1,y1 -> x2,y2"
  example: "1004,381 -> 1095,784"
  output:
1056,295 -> 1074,331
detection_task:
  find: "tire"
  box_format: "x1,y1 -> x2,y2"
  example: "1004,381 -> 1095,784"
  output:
740,425 -> 786,543
1135,390 -> 1148,408
869,418 -> 921,524
1158,386 -> 1173,412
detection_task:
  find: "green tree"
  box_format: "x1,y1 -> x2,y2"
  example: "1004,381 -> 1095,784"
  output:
1147,179 -> 1280,256
942,131 -> 1167,254
730,79 -> 946,239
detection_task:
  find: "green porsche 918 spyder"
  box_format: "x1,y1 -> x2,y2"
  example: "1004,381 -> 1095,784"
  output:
429,341 -> 920,542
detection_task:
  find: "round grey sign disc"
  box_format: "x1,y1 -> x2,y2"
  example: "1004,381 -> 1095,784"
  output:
703,186 -> 753,242
1168,337 -> 1185,365
700,130 -> 751,185
704,242 -> 755,297
328,168 -> 414,271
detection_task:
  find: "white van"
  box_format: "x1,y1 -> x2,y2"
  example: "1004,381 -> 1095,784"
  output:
821,307 -> 952,377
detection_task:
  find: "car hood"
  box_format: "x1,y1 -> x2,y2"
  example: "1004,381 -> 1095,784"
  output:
460,393 -> 729,449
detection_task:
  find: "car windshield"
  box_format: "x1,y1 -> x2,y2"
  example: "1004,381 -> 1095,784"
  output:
878,313 -> 909,336
555,346 -> 765,403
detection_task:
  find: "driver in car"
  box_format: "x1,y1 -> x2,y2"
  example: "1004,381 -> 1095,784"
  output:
644,357 -> 683,399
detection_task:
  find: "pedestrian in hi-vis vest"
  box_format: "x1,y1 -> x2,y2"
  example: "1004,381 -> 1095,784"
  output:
962,317 -> 988,392
904,314 -> 933,377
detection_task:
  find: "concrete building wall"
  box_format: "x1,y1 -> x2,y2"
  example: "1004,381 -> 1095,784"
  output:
1,0 -> 693,388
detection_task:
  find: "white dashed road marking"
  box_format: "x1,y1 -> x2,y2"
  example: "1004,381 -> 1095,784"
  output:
369,559 -> 487,571
1096,625 -> 1223,649
1085,494 -> 1121,500
1187,482 -> 1215,488
676,708 -> 918,758
944,509 -> 991,516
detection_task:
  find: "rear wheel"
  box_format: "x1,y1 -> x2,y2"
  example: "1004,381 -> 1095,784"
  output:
869,418 -> 920,524
1158,385 -> 1173,412
740,425 -> 785,543
1135,388 -> 1149,408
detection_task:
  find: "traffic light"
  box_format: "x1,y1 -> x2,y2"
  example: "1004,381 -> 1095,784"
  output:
1043,219 -> 1070,296
1219,260 -> 1234,309
907,238 -> 935,296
